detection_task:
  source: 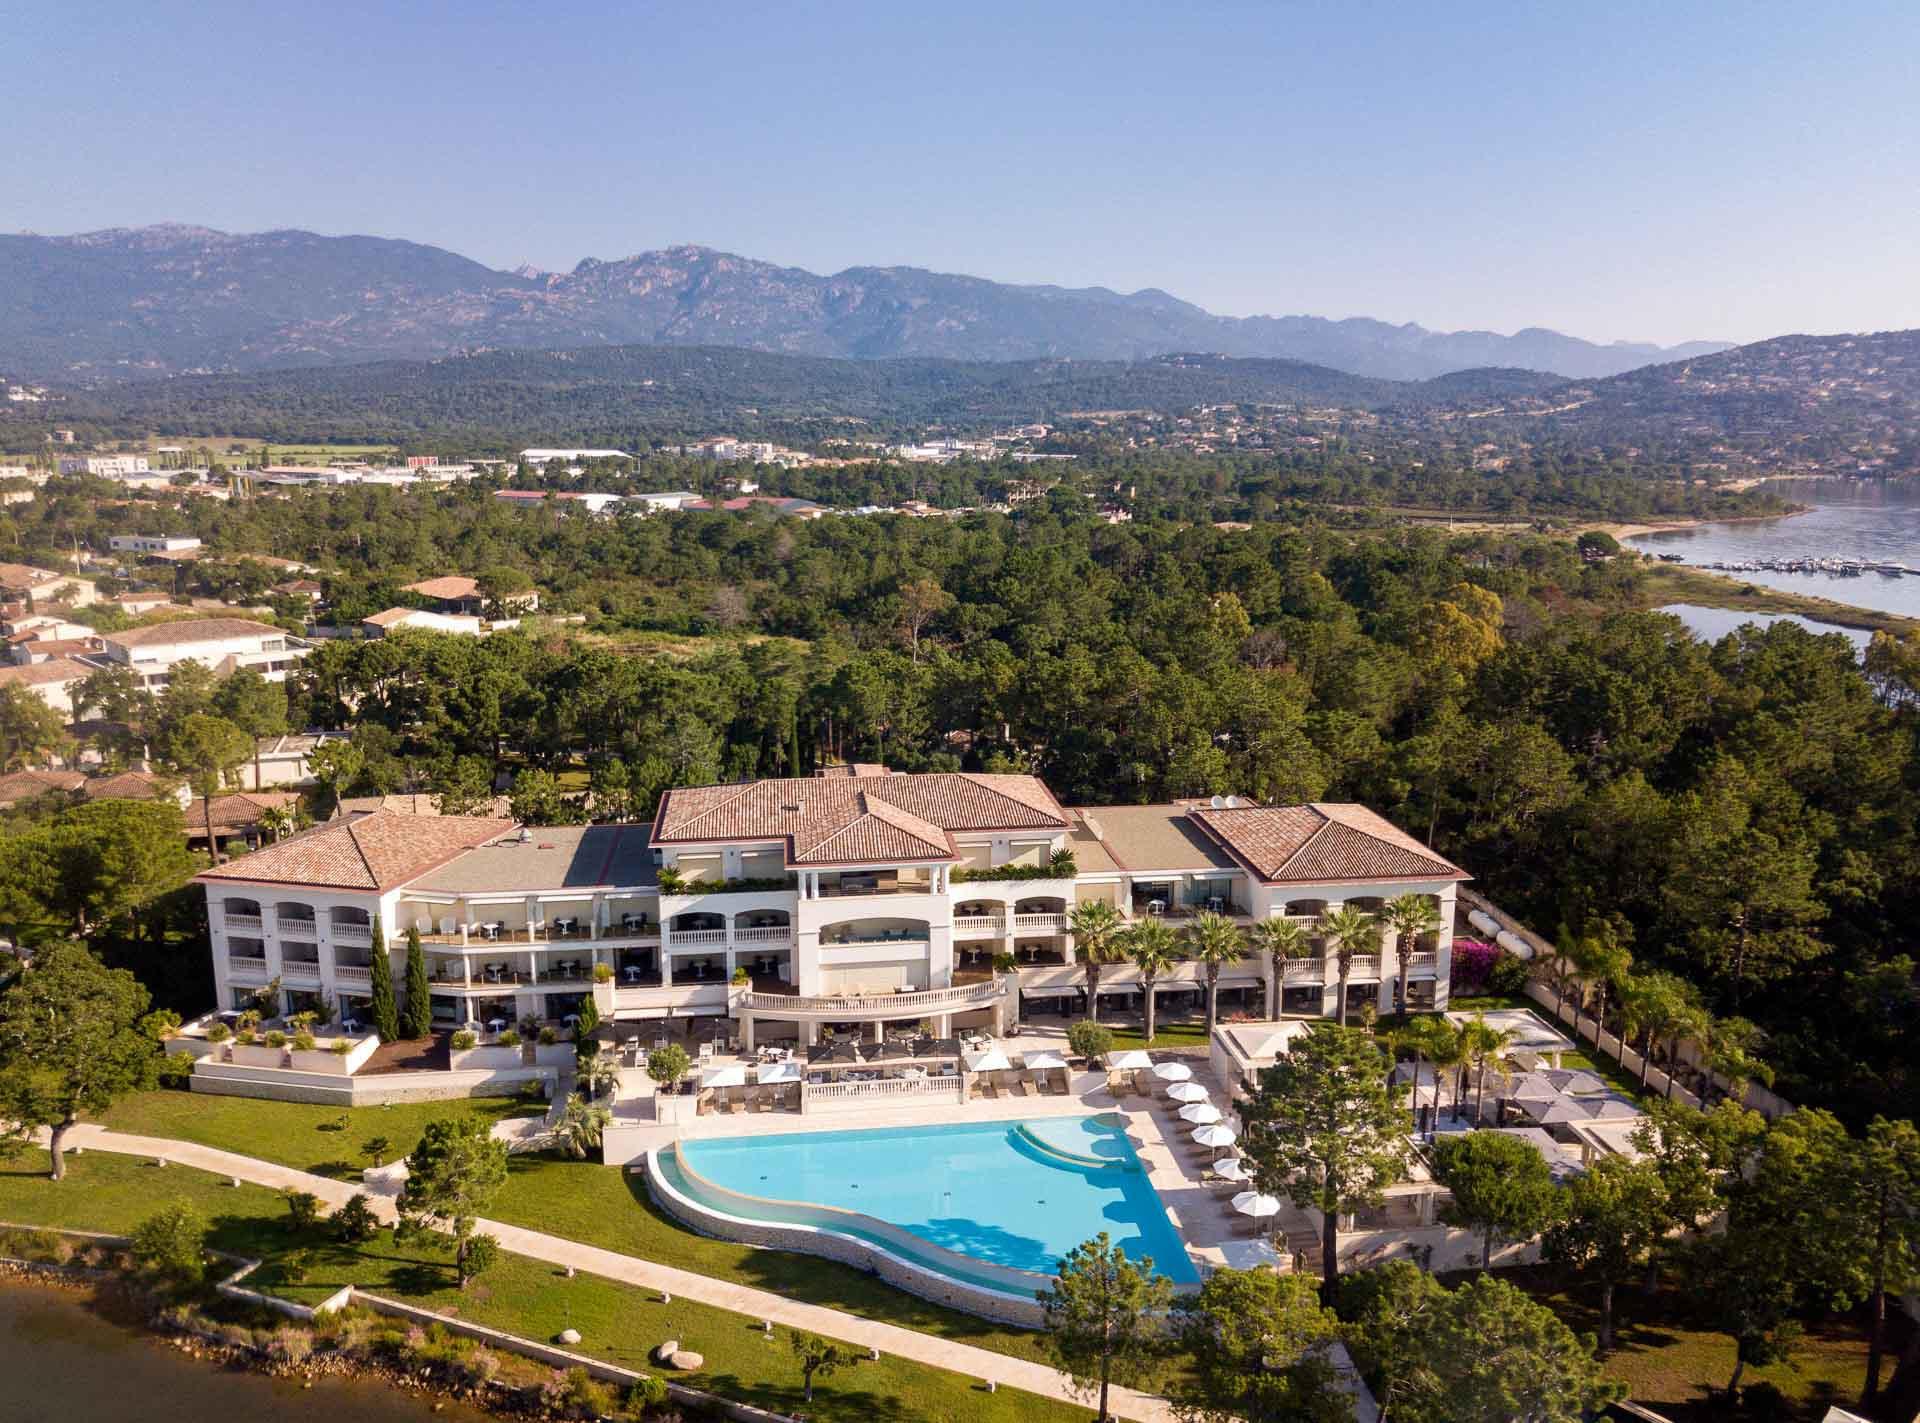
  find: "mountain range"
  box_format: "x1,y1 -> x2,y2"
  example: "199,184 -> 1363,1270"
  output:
0,225 -> 1729,383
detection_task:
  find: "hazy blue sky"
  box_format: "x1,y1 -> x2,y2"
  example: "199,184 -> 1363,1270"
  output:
9,1 -> 1918,345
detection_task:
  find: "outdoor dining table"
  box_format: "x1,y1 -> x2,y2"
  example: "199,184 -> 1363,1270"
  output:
623,966 -> 643,984
554,917 -> 579,936
485,1017 -> 507,1033
561,1013 -> 581,1029
479,922 -> 503,940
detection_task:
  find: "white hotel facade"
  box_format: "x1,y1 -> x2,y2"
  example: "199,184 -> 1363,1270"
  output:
197,767 -> 1466,1042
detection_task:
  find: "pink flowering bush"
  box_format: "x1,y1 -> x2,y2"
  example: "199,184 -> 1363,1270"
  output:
1449,938 -> 1498,993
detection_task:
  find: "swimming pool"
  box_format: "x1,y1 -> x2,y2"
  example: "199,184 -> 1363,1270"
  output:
674,1115 -> 1197,1285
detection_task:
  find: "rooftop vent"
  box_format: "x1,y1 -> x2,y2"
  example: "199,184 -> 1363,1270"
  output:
780,801 -> 803,814
517,827 -> 532,844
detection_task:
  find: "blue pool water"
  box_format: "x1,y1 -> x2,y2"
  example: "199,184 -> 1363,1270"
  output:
679,1116 -> 1198,1283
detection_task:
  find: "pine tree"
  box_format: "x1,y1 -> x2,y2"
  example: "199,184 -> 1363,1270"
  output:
787,717 -> 803,777
368,916 -> 400,1042
401,925 -> 432,1039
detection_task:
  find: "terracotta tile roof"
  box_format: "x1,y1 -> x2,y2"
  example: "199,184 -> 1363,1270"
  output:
196,810 -> 519,891
85,769 -> 170,800
402,575 -> 479,600
1188,803 -> 1467,884
0,656 -> 92,686
197,791 -> 302,834
0,563 -> 70,589
106,617 -> 285,649
0,768 -> 86,802
362,607 -> 417,628
653,772 -> 1068,866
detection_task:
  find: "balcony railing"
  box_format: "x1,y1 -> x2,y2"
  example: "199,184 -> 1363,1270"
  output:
333,964 -> 372,987
222,912 -> 264,934
738,980 -> 1001,1015
821,932 -> 931,949
281,959 -> 322,983
331,923 -> 373,946
734,925 -> 792,943
228,955 -> 268,977
816,879 -> 939,899
1345,954 -> 1383,979
953,914 -> 1006,938
670,928 -> 728,948
1406,952 -> 1439,977
276,916 -> 318,933
1281,959 -> 1324,983
1012,912 -> 1068,932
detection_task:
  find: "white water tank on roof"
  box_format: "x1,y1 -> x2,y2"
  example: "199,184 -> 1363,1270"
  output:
1496,929 -> 1533,960
1468,910 -> 1500,936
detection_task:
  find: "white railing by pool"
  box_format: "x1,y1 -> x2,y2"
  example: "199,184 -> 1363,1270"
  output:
333,964 -> 372,987
670,929 -> 728,947
738,980 -> 1002,1015
734,925 -> 792,943
330,923 -> 373,946
804,1075 -> 965,1106
222,912 -> 264,934
228,955 -> 268,977
1013,913 -> 1068,932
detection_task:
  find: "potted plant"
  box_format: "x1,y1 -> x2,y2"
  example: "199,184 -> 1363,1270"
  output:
330,1039 -> 354,1056
292,1030 -> 317,1052
496,1029 -> 520,1048
539,1026 -> 558,1046
731,966 -> 750,986
992,951 -> 1019,974
592,962 -> 614,984
655,866 -> 685,895
205,1023 -> 231,1044
265,1030 -> 288,1050
451,1030 -> 478,1051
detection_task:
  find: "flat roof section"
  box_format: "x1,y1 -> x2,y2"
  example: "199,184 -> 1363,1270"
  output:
409,824 -> 657,895
1069,804 -> 1239,874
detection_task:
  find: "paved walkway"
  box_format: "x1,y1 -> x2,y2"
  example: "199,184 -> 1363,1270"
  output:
50,1124 -> 1177,1423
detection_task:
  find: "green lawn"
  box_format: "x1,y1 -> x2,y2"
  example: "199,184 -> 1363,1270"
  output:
0,1149 -> 1085,1423
97,1092 -> 1050,1363
1489,1265 -> 1890,1423
100,1092 -> 538,1179
1105,1020 -> 1212,1051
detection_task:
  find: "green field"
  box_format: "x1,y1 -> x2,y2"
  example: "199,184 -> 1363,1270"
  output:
0,1148 -> 1082,1423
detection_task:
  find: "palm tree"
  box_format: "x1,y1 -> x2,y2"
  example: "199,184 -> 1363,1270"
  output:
578,1053 -> 620,1099
257,803 -> 297,844
1546,921 -> 1584,1026
1249,915 -> 1311,1019
1460,1013 -> 1517,1124
1067,900 -> 1125,1024
550,1094 -> 611,1160
1381,893 -> 1442,1017
1316,904 -> 1378,1027
1123,919 -> 1179,1046
1398,1014 -> 1460,1128
1700,1015 -> 1772,1105
1575,926 -> 1633,1053
1184,912 -> 1245,1037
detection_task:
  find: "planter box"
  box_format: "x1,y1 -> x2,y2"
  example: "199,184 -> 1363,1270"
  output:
450,1045 -> 526,1072
228,1043 -> 288,1069
287,1036 -> 379,1076
534,1043 -> 577,1070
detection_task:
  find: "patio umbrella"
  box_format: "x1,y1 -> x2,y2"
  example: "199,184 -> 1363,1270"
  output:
1580,1097 -> 1642,1120
965,1047 -> 1013,1073
1503,1072 -> 1562,1101
1151,1061 -> 1193,1082
701,1063 -> 749,1089
1231,1191 -> 1281,1219
1179,1103 -> 1224,1125
756,1061 -> 801,1084
1105,1050 -> 1154,1071
1022,1050 -> 1068,1070
1543,1070 -> 1608,1096
807,1040 -> 862,1066
1166,1082 -> 1211,1104
1213,1158 -> 1252,1183
1192,1123 -> 1239,1149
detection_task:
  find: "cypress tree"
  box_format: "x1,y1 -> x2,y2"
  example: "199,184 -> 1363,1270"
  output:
575,991 -> 600,1065
401,924 -> 432,1039
368,915 -> 400,1041
787,717 -> 803,777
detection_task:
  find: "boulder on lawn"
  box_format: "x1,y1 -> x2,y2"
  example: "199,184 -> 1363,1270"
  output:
557,1328 -> 581,1346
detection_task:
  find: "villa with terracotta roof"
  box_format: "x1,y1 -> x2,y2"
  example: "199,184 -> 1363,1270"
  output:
192,766 -> 1465,1052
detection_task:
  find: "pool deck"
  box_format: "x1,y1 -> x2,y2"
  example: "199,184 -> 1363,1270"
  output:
611,1026 -> 1262,1281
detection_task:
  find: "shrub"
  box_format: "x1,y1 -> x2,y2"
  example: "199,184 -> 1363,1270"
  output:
550,1366 -> 614,1420
155,1052 -> 195,1088
1448,938 -> 1498,993
462,1233 -> 501,1282
234,1028 -> 256,1045
450,1030 -> 477,1050
1487,951 -> 1532,996
646,1042 -> 690,1087
283,1189 -> 323,1234
624,1375 -> 672,1415
1066,1020 -> 1114,1062
130,1202 -> 207,1287
205,1023 -> 231,1043
496,1029 -> 520,1047
262,1325 -> 314,1364
330,1038 -> 353,1055
539,1026 -> 558,1045
333,1193 -> 379,1243
991,951 -> 1019,973
730,966 -> 749,985
292,1030 -> 317,1052
592,962 -> 614,983
141,1008 -> 182,1041
264,1030 -> 287,1050
0,1227 -> 73,1264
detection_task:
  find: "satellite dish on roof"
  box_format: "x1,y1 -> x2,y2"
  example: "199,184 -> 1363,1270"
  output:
1224,795 -> 1240,808
1210,795 -> 1226,809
